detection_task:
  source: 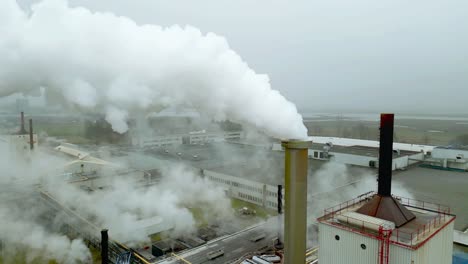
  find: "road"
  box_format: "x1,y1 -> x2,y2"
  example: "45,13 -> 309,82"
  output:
156,219 -> 278,264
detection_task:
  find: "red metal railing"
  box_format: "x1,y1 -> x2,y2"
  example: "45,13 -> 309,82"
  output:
319,193 -> 453,248
322,191 -> 375,218
393,195 -> 451,215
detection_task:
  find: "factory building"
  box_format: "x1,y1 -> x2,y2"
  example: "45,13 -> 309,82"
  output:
9,112 -> 37,160
203,169 -> 280,211
308,143 -> 424,170
134,135 -> 183,148
424,146 -> 468,171
132,131 -> 243,147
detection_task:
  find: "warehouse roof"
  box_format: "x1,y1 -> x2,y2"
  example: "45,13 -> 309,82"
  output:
309,136 -> 434,154
309,143 -> 420,158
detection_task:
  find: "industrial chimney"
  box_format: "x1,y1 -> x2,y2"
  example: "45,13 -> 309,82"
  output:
282,140 -> 311,264
356,114 -> 415,227
101,229 -> 109,264
18,112 -> 28,134
29,119 -> 34,150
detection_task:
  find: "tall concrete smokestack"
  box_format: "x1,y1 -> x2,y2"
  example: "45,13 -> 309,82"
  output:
29,119 -> 34,150
282,140 -> 311,264
101,229 -> 109,264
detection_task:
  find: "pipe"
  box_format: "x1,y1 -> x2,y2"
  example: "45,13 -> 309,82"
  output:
282,140 -> 311,264
101,229 -> 109,264
377,113 -> 394,196
29,119 -> 34,150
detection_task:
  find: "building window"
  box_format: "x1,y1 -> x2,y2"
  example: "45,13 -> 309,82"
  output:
335,235 -> 340,241
314,151 -> 318,158
360,244 -> 366,250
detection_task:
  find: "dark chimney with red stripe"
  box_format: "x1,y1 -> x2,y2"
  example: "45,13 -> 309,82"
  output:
378,113 -> 394,196
357,113 -> 415,227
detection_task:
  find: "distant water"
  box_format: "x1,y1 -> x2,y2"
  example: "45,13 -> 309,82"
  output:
302,112 -> 468,122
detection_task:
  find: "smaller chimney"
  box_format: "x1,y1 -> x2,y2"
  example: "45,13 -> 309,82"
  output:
274,185 -> 284,250
29,119 -> 34,150
18,112 -> 27,134
277,185 -> 283,214
378,113 -> 394,196
101,229 -> 109,264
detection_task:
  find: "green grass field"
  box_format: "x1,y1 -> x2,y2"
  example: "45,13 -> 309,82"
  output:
230,198 -> 277,219
305,118 -> 468,146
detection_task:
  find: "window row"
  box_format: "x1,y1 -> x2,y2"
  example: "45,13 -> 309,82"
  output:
238,192 -> 263,204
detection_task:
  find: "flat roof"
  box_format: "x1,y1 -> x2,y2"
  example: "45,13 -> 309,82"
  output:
310,143 -> 420,158
393,166 -> 468,231
309,136 -> 434,154
435,145 -> 468,151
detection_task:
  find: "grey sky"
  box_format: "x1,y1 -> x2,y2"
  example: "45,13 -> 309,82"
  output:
19,0 -> 468,114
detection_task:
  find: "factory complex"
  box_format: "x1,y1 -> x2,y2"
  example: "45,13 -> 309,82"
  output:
1,112 -> 468,264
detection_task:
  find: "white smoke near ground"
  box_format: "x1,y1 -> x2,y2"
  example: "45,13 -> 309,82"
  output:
0,138 -> 233,260
0,0 -> 307,139
0,207 -> 91,263
47,163 -> 233,244
309,162 -> 414,218
0,142 -> 91,263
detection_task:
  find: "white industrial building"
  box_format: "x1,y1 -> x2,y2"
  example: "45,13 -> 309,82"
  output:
272,137 -> 428,170
132,131 -> 243,147
308,143 -> 424,170
308,136 -> 434,154
424,146 -> 468,171
203,169 -> 281,211
318,192 -> 455,264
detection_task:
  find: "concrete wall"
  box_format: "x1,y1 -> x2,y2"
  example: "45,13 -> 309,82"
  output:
318,220 -> 454,264
432,148 -> 468,160
429,148 -> 468,170
318,223 -> 379,264
389,221 -> 454,264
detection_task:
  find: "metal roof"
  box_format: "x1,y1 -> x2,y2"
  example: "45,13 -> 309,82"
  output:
309,143 -> 419,158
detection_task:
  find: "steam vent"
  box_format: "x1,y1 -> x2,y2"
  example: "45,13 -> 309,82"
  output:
317,114 -> 456,264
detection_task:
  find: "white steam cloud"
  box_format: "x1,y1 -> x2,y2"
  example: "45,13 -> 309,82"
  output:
0,0 -> 308,139
0,208 -> 91,263
0,138 -> 233,261
48,164 -> 233,243
0,141 -> 91,263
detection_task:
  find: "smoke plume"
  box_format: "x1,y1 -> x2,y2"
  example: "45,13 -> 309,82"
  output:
0,207 -> 91,263
0,141 -> 91,263
0,0 -> 307,139
47,163 -> 233,243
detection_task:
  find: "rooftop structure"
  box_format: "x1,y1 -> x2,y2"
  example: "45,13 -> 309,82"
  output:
317,114 -> 456,264
318,192 -> 455,264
